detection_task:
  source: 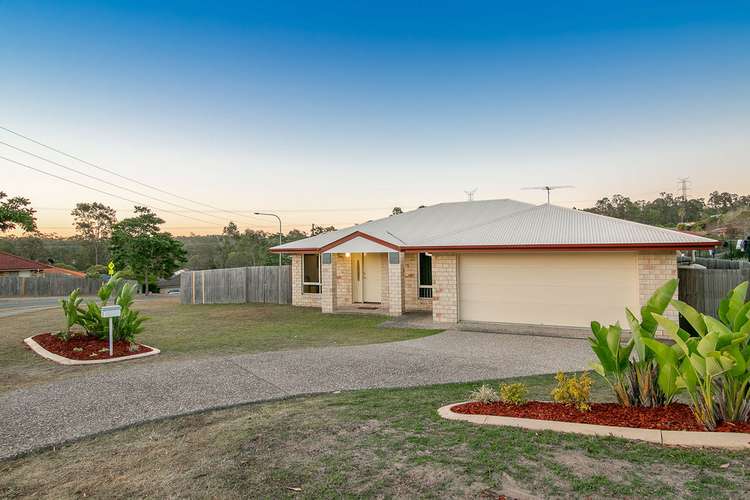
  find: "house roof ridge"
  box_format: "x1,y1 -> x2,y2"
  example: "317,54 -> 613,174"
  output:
413,203 -> 544,245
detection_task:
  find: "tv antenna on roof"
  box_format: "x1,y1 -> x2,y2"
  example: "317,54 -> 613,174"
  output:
522,185 -> 575,204
464,188 -> 477,201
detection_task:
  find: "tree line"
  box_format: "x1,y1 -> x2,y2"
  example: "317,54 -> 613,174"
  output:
0,192 -> 331,280
584,191 -> 750,227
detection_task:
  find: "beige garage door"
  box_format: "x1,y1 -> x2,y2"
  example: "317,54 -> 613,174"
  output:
459,253 -> 639,328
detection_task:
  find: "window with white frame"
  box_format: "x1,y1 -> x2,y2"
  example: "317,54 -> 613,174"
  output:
302,254 -> 321,293
418,252 -> 433,298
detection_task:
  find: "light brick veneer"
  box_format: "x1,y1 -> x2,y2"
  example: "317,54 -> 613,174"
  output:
432,253 -> 458,323
380,254 -> 390,306
321,254 -> 336,313
638,250 -> 679,321
387,253 -> 405,316
403,253 -> 433,312
335,253 -> 352,308
291,254 -> 321,308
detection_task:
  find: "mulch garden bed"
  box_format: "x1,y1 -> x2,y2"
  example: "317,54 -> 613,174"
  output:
451,401 -> 750,433
30,332 -> 154,360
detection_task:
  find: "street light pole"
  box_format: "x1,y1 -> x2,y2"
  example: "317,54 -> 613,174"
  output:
254,212 -> 283,304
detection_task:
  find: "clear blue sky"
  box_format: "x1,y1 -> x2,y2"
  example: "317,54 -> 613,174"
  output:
2,1 -> 749,234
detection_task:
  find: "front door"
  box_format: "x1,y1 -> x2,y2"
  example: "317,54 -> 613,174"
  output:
351,253 -> 363,302
362,253 -> 382,303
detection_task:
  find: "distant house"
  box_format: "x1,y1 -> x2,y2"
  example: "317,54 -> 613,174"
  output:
271,199 -> 719,331
0,251 -> 85,278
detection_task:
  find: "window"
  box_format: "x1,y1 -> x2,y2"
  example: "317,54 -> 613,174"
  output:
418,252 -> 433,298
303,254 -> 321,293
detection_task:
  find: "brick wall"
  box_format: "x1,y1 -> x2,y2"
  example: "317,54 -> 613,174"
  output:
432,253 -> 458,323
335,253 -> 352,307
638,250 -> 679,321
291,254 -> 321,308
321,255 -> 336,313
380,253 -> 390,306
387,253 -> 404,316
403,253 -> 432,312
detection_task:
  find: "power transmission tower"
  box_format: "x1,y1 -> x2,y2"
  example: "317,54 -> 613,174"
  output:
464,188 -> 477,201
677,177 -> 691,223
677,177 -> 691,202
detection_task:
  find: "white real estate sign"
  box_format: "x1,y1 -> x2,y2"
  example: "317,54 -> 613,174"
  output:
101,305 -> 122,356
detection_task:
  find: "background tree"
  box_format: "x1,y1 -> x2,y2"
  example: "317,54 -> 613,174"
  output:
110,206 -> 187,294
391,207 -> 403,216
0,191 -> 36,232
310,223 -> 336,236
71,202 -> 117,265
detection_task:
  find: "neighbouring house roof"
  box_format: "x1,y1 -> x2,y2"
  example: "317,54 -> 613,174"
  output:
45,266 -> 87,278
0,251 -> 52,272
270,199 -> 719,253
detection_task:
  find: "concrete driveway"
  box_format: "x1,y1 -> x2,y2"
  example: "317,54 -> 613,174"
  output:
0,329 -> 592,459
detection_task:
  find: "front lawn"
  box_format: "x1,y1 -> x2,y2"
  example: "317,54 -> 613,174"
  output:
0,297 -> 439,392
1,373 -> 748,499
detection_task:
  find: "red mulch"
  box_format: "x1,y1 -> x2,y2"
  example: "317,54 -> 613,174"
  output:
451,401 -> 750,433
30,332 -> 153,361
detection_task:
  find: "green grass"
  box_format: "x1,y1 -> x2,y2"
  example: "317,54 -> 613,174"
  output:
2,374 -> 748,499
0,297 -> 439,392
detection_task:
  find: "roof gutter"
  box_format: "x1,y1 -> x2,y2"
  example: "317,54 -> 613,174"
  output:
272,240 -> 719,254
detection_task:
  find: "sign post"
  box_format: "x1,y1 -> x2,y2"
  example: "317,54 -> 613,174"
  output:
101,305 -> 122,357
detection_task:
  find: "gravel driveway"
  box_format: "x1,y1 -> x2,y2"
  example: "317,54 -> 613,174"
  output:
0,329 -> 592,459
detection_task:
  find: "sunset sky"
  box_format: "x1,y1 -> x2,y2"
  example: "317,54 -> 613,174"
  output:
2,1 -> 749,236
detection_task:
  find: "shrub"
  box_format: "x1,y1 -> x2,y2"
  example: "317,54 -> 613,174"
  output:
499,383 -> 528,405
469,384 -> 499,404
57,271 -> 148,344
551,372 -> 592,412
589,279 -> 677,408
58,288 -> 83,341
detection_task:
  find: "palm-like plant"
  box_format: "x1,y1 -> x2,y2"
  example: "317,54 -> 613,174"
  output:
58,288 -> 83,341
625,279 -> 678,407
589,322 -> 633,405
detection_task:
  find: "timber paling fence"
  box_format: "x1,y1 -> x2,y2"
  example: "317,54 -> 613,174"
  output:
180,265 -> 292,305
678,266 -> 750,318
0,275 -> 102,298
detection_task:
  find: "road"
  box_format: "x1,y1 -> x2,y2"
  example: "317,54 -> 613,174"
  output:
0,297 -> 64,318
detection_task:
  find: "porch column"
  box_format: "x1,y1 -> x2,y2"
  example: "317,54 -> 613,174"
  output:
321,252 -> 336,313
432,253 -> 458,323
387,252 -> 405,316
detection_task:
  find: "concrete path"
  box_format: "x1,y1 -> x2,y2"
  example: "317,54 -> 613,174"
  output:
0,330 -> 592,459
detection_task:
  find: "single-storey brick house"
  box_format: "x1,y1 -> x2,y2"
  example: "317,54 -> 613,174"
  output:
270,200 -> 717,330
0,251 -> 86,278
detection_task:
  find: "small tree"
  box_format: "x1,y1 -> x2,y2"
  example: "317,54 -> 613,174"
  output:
110,206 -> 187,294
71,202 -> 117,265
0,191 -> 36,233
391,207 -> 403,216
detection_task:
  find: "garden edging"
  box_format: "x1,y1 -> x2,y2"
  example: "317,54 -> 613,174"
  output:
438,402 -> 750,449
24,336 -> 160,365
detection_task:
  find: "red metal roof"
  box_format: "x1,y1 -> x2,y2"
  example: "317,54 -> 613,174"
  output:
0,251 -> 53,272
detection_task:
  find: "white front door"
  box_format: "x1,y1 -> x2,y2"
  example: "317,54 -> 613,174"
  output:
362,253 -> 382,303
351,253 -> 363,303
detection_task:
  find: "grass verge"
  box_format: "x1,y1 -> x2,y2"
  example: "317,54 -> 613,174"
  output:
2,374 -> 748,499
0,296 -> 439,392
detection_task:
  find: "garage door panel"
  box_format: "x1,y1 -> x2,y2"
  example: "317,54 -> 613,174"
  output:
459,253 -> 639,327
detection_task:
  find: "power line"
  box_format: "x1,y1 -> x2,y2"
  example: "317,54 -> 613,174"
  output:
0,125 -> 267,224
0,155 -> 221,227
0,139 -> 242,224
